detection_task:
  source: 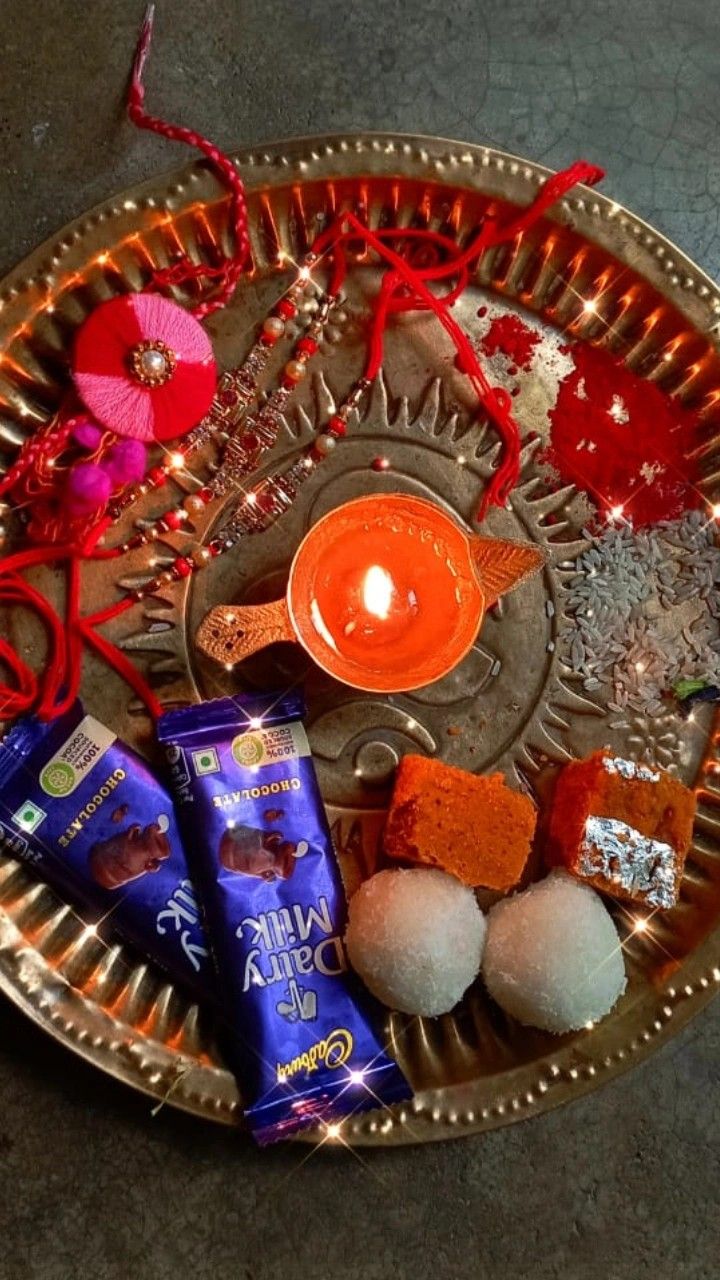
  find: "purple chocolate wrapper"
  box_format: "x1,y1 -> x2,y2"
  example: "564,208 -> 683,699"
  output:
157,690 -> 411,1144
0,702 -> 213,1003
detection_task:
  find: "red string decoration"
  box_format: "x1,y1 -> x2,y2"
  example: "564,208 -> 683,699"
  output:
0,0 -> 249,542
0,5 -> 604,724
0,413 -> 73,504
310,155 -> 604,518
127,3 -> 251,316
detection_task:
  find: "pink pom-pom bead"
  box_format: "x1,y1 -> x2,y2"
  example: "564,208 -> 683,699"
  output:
66,462 -> 112,515
71,418 -> 104,451
103,439 -> 147,487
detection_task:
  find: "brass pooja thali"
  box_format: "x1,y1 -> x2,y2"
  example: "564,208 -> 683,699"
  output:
0,134 -> 719,1145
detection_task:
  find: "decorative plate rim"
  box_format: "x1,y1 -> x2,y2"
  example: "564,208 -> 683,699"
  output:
1,131 -> 719,1147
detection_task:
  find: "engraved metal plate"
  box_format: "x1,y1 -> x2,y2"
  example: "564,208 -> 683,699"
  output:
0,135 -> 719,1146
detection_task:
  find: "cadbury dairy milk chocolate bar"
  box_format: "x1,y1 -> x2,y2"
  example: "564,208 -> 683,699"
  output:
0,702 -> 212,1002
157,690 -> 410,1144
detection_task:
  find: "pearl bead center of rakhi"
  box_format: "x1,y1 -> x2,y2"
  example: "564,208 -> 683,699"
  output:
130,339 -> 178,387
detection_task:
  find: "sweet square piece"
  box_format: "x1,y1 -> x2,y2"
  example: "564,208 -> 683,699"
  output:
383,754 -> 537,890
548,751 -> 696,909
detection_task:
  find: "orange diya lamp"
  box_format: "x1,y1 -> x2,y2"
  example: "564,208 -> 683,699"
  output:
197,494 -> 546,692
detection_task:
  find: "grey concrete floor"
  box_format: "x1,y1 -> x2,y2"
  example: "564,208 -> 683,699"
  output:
1,1 -> 719,1277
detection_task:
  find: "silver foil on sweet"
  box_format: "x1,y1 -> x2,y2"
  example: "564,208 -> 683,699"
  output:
603,756 -> 660,783
580,815 -> 677,908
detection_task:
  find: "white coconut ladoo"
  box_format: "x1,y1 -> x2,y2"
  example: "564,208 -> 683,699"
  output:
346,867 -> 486,1017
482,870 -> 627,1033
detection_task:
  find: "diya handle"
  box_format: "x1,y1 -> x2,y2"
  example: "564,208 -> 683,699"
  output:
467,535 -> 547,607
197,598 -> 296,665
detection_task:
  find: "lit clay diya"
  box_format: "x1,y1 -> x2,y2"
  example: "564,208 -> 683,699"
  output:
197,494 -> 546,692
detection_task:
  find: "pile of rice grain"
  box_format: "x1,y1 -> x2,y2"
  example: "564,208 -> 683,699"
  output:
564,511 -> 720,717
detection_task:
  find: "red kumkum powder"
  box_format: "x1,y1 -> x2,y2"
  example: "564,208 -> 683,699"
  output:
480,314 -> 542,370
545,343 -> 704,526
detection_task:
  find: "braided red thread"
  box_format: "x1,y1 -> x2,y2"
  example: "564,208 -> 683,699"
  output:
127,4 -> 250,317
0,413 -> 73,502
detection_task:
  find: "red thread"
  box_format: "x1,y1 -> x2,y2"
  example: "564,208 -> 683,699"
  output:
313,212 -> 520,516
77,620 -> 163,720
310,160 -> 603,518
127,5 -> 250,317
0,413 -> 73,503
0,10 -> 603,722
0,575 -> 65,720
0,539 -> 161,721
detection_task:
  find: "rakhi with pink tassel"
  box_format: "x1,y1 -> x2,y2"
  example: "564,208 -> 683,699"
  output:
0,4 -> 603,723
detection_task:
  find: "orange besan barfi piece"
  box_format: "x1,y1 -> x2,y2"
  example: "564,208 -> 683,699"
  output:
548,751 -> 696,909
383,754 -> 536,890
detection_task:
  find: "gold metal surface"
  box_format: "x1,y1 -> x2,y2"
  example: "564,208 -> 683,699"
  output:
0,134 -> 719,1146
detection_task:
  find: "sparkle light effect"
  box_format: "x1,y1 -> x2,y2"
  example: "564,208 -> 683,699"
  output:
2,225 -> 338,535
7,184 -> 715,1170
249,716 -> 263,730
2,733 -> 411,1174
